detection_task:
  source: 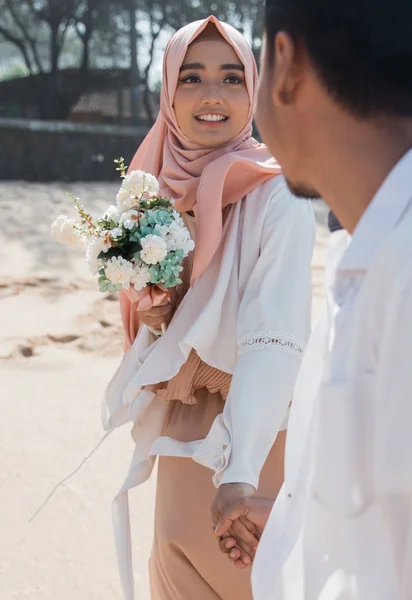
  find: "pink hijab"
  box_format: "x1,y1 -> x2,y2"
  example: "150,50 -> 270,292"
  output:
120,15 -> 282,348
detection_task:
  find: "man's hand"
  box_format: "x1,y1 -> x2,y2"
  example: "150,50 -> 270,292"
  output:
213,496 -> 274,568
211,483 -> 257,567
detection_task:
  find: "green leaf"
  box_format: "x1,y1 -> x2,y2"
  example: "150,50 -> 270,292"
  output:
97,247 -> 124,260
125,241 -> 142,254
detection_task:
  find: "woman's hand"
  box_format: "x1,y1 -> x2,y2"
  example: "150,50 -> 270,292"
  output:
124,286 -> 178,331
138,299 -> 175,330
210,483 -> 258,566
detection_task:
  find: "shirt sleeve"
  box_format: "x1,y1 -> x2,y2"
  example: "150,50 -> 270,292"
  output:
218,185 -> 316,489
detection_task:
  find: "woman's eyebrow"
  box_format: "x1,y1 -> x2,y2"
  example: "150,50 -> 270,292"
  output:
180,62 -> 205,72
220,63 -> 244,71
179,62 -> 244,72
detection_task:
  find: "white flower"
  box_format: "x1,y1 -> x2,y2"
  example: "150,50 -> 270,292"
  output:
172,210 -> 184,227
123,170 -> 159,197
116,170 -> 160,211
119,209 -> 140,230
103,256 -> 135,289
132,264 -> 152,290
153,218 -> 195,255
167,220 -> 195,256
85,236 -> 104,274
143,173 -> 159,196
51,215 -> 84,248
110,227 -> 123,240
101,204 -> 122,223
116,188 -> 138,212
140,234 -> 168,265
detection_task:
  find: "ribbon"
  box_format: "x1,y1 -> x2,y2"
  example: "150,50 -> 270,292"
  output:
124,285 -> 171,312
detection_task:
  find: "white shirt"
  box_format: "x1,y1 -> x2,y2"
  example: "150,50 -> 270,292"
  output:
104,175 -> 316,600
253,148 -> 412,600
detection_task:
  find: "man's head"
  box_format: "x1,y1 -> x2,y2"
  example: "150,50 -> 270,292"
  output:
256,0 -> 412,198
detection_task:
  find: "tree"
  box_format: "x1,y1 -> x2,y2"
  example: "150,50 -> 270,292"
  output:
0,0 -> 108,119
0,0 -> 264,123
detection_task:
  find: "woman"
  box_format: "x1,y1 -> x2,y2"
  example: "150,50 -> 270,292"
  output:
104,15 -> 316,600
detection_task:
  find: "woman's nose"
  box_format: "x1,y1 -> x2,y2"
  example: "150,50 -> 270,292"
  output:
201,83 -> 224,104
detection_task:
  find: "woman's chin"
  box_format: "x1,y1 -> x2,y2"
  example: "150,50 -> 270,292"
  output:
188,130 -> 238,148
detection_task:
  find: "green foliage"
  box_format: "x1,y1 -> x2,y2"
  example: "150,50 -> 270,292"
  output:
148,250 -> 184,288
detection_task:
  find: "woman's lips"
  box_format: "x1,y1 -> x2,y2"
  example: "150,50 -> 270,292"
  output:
194,113 -> 229,127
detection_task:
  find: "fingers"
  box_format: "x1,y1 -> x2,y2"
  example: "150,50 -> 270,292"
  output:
213,515 -> 231,537
218,537 -> 252,567
139,305 -> 172,319
230,520 -> 259,555
218,536 -> 237,555
233,557 -> 251,569
217,526 -> 255,567
217,535 -> 242,562
239,516 -> 261,540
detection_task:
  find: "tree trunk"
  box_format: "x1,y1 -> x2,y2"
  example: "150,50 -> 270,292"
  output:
141,14 -> 164,126
129,0 -> 140,126
48,22 -> 61,119
142,79 -> 154,125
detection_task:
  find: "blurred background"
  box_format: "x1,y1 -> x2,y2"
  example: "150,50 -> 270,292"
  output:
0,0 -> 264,181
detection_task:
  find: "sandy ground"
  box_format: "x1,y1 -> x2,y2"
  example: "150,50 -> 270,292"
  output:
0,182 -> 329,599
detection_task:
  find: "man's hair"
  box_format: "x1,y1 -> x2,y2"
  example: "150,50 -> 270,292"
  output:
264,0 -> 412,118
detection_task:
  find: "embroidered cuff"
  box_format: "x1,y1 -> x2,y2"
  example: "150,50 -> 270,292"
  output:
238,331 -> 305,359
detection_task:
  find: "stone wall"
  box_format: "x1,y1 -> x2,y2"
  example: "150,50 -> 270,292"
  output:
0,118 -> 149,182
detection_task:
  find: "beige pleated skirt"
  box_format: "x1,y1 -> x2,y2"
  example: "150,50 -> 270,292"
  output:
149,388 -> 286,600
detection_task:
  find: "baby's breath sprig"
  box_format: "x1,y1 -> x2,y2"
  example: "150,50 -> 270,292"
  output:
114,157 -> 128,178
67,192 -> 96,231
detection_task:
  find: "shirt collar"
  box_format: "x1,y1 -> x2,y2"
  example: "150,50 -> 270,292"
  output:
338,148 -> 412,273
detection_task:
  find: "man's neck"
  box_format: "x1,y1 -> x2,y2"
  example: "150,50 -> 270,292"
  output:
311,119 -> 412,234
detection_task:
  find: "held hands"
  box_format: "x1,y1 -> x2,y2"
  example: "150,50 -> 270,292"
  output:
210,483 -> 258,568
212,491 -> 274,569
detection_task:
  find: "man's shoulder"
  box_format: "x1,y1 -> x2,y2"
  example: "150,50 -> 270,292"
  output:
362,200 -> 412,334
380,200 -> 412,290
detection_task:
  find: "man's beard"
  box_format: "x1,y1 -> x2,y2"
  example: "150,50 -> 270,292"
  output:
285,177 -> 321,200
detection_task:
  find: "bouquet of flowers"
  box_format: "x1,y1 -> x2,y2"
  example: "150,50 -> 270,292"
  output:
51,158 -> 194,301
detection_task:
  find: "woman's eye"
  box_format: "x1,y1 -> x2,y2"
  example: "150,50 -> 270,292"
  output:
180,75 -> 201,84
224,75 -> 243,84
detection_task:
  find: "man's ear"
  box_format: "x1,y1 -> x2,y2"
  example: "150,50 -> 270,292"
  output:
271,31 -> 302,107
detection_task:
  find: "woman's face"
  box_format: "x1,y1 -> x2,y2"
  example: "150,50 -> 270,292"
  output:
173,37 -> 250,148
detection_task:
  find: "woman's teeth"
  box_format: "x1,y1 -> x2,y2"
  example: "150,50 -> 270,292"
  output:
196,114 -> 228,122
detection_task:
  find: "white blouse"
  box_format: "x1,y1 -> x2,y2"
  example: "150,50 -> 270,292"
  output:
104,175 -> 316,600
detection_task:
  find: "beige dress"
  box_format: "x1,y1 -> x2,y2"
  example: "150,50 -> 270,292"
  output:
145,214 -> 286,600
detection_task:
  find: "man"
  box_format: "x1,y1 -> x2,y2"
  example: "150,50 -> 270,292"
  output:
214,0 -> 412,598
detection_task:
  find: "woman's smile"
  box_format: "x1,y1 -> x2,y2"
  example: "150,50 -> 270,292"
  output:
194,112 -> 230,127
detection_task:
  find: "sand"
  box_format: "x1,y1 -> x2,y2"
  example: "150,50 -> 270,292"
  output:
0,182 -> 328,599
